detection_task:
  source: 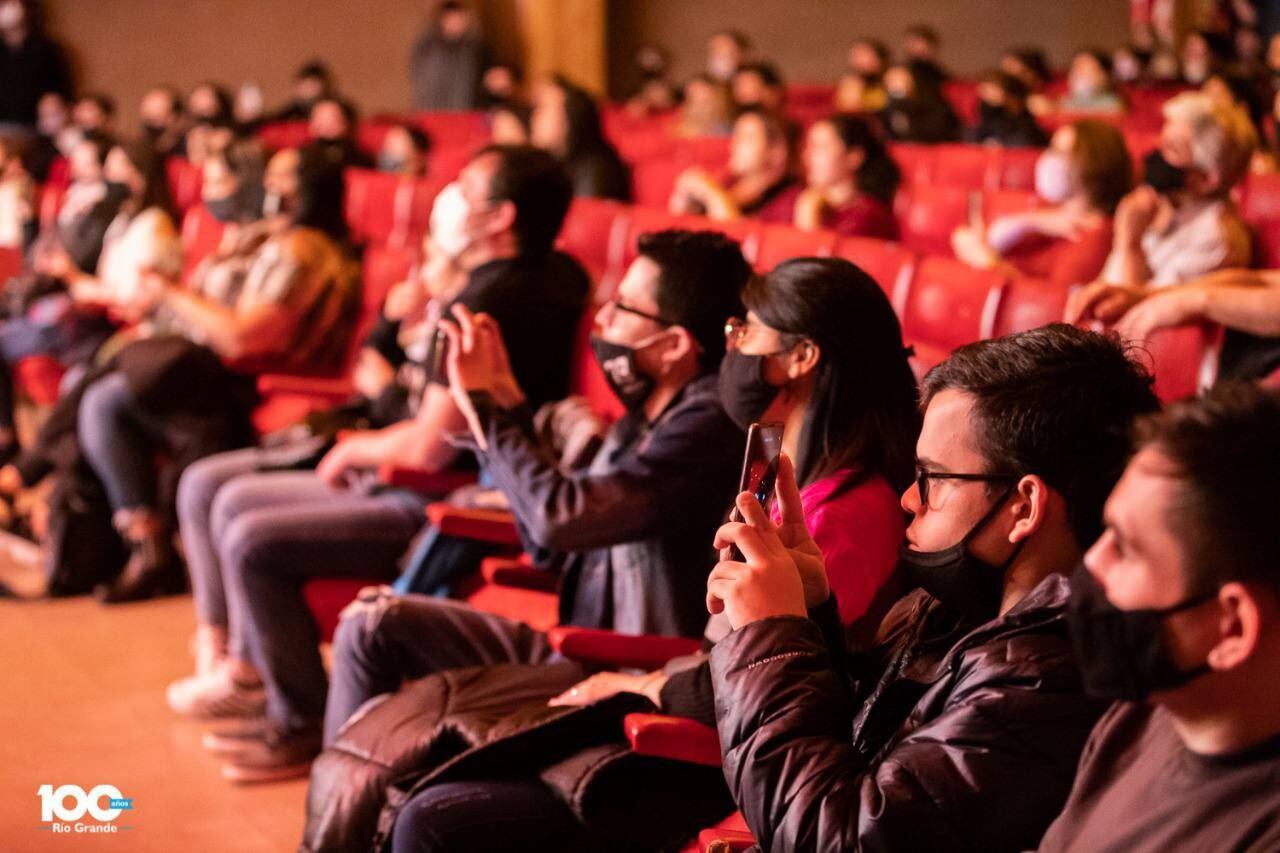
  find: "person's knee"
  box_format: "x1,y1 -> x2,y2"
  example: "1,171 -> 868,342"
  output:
208,475 -> 269,545
218,513 -> 284,588
176,455 -> 223,530
76,374 -> 128,443
331,587 -> 399,667
391,784 -> 478,853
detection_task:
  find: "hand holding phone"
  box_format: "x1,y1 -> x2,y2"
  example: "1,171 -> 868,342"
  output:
727,422 -> 784,562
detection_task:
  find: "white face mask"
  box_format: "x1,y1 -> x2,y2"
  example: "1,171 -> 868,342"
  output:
1034,150 -> 1074,203
1068,75 -> 1100,100
707,55 -> 737,82
430,182 -> 473,260
262,191 -> 283,217
0,2 -> 24,30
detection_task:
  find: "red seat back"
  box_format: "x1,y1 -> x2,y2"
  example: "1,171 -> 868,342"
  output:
180,205 -> 225,280
901,256 -> 1006,353
750,223 -> 839,272
165,157 -> 203,218
931,144 -> 996,191
557,197 -> 628,281
994,147 -> 1042,192
0,246 -> 20,282
831,236 -> 916,306
1138,324 -> 1222,402
992,276 -> 1069,336
257,121 -> 312,151
898,184 -> 971,256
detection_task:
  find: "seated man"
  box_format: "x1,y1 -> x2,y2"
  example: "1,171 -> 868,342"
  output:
1066,267 -> 1280,383
669,107 -> 799,224
301,230 -> 751,849
705,325 -> 1160,851
1040,383 -> 1280,851
166,146 -> 590,780
1090,92 -> 1253,291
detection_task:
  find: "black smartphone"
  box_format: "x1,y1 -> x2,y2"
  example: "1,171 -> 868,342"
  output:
727,422 -> 784,561
425,324 -> 450,384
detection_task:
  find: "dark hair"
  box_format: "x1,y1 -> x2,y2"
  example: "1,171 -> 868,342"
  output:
294,144 -> 350,244
1070,119 -> 1132,214
116,139 -> 174,217
712,29 -> 751,51
1209,68 -> 1269,129
638,229 -> 749,372
392,121 -> 432,154
819,113 -> 901,205
736,106 -> 794,151
549,75 -> 615,162
983,69 -> 1031,104
734,61 -> 785,90
210,139 -> 266,223
1075,47 -> 1114,76
744,258 -> 919,492
296,60 -> 333,84
921,324 -> 1159,548
311,97 -> 359,137
1006,47 -> 1052,86
189,81 -> 234,125
1134,382 -> 1280,595
78,92 -> 117,119
474,144 -> 573,257
76,129 -> 114,168
850,38 -> 890,66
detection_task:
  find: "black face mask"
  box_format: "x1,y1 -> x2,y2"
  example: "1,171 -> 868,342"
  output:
898,484 -> 1022,622
1143,149 -> 1187,194
718,350 -> 782,430
590,335 -> 655,415
1066,563 -> 1215,701
204,195 -> 241,224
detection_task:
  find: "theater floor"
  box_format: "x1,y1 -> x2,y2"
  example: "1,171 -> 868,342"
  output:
0,592 -> 306,852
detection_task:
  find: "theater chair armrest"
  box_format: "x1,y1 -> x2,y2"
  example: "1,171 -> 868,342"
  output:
424,503 -> 523,545
1262,366 -> 1280,390
257,373 -> 354,401
624,713 -> 723,767
480,556 -> 559,592
376,465 -> 478,495
697,828 -> 757,852
547,626 -> 701,670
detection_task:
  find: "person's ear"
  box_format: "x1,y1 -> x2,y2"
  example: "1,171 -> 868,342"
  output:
785,340 -> 821,381
483,198 -> 517,238
1207,582 -> 1262,671
844,147 -> 866,174
1007,473 -> 1048,544
655,326 -> 698,374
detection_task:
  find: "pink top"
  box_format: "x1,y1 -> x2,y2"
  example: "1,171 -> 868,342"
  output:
774,468 -> 905,627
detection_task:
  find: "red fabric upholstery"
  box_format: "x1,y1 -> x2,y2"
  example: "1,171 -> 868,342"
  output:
624,713 -> 722,767
257,121 -> 312,151
1241,173 -> 1280,224
302,578 -> 376,643
930,144 -> 996,191
897,184 -> 970,256
180,205 -> 225,280
38,181 -> 67,231
556,197 -> 628,282
344,169 -> 444,249
481,555 -> 559,592
692,813 -> 755,853
548,626 -> 701,670
994,147 -> 1042,192
424,504 -> 522,545
165,157 -> 203,217
1134,324 -> 1222,402
376,466 -> 478,495
831,236 -> 916,304
751,223 -> 839,272
13,356 -> 65,406
992,277 -> 1069,337
0,246 -> 20,281
901,256 -> 1006,352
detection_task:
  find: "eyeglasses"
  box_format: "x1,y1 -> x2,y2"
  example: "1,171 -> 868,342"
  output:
914,466 -> 1021,508
606,298 -> 672,327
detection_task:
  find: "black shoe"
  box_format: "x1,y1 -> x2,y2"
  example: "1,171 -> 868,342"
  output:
95,532 -> 186,604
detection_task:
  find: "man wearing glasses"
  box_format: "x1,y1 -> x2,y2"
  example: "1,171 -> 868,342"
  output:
705,324 -> 1161,851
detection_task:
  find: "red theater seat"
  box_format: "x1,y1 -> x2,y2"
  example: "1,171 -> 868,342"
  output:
931,144 -> 996,190
1241,173 -> 1280,226
898,184 -> 971,256
993,276 -> 1070,336
257,121 -> 312,151
832,236 -> 916,304
891,143 -> 934,186
556,197 -> 628,281
180,205 -> 225,280
901,256 -> 1006,354
751,223 -> 839,271
994,147 -> 1042,191
165,158 -> 204,217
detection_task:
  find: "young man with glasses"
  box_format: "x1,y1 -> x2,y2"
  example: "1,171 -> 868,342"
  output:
705,324 -> 1160,851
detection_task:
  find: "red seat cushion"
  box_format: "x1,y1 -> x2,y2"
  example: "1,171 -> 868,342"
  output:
302,578 -> 377,643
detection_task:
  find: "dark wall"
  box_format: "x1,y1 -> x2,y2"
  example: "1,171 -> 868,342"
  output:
608,0 -> 1130,97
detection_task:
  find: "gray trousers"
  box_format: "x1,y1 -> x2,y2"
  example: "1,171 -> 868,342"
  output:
175,448 -> 430,731
324,591 -> 568,745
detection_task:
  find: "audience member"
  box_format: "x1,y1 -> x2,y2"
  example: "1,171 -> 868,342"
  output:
832,70 -> 887,115
306,97 -> 372,171
1039,384 -> 1280,852
302,230 -> 751,846
1061,49 -> 1126,114
376,122 -> 431,178
674,74 -> 733,138
139,86 -> 187,159
480,62 -> 522,108
1087,92 -> 1254,290
731,61 -> 786,113
487,100 -> 530,145
530,75 -> 630,201
968,70 -> 1049,148
272,60 -> 335,123
670,108 -> 798,223
72,93 -> 116,136
164,147 -> 589,783
410,0 -> 488,111
795,114 -> 900,239
0,134 -> 34,248
704,325 -> 1159,850
1180,30 -> 1221,86
881,60 -> 961,143
625,43 -> 678,116
705,29 -> 749,82
953,120 -> 1131,286
0,0 -> 70,127
847,37 -> 889,79
901,23 -> 949,85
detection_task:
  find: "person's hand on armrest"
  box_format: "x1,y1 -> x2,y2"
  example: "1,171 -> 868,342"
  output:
548,670 -> 668,708
1113,283 -> 1210,342
1065,279 -> 1149,325
706,453 -> 829,630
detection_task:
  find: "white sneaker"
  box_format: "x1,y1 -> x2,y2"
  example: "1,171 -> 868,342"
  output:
166,666 -> 265,719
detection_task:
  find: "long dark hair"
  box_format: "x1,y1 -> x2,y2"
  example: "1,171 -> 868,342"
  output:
743,257 -> 920,494
294,144 -> 350,246
821,113 -> 901,205
552,74 -> 618,163
116,140 -> 174,218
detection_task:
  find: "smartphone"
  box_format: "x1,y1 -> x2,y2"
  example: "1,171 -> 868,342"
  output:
727,422 -> 785,561
425,324 -> 450,383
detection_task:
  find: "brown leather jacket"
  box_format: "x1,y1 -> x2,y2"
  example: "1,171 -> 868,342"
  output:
709,573 -> 1107,853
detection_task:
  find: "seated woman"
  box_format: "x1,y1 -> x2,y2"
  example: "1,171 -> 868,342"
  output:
376,122 -> 431,178
794,114 -> 900,239
880,60 -> 961,143
531,75 -> 631,201
968,70 -> 1049,148
674,73 -> 734,138
29,142 -> 358,603
833,70 -> 887,115
951,120 -> 1131,287
1058,49 -> 1126,114
0,135 -> 35,250
306,257 -> 920,851
669,107 -> 799,223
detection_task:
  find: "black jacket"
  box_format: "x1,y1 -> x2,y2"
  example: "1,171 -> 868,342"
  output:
710,574 -> 1107,852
